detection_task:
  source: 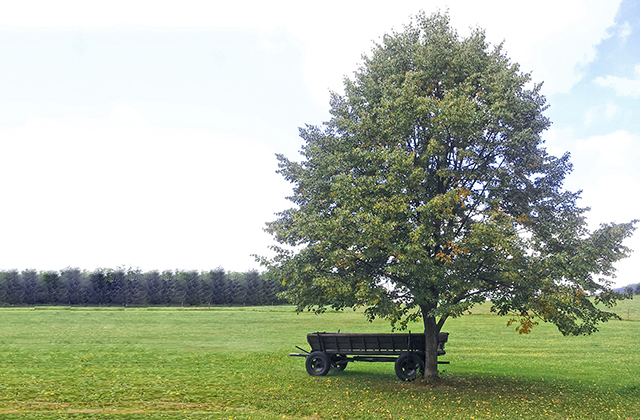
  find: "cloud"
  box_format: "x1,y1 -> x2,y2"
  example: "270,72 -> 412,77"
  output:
604,102 -> 619,119
0,0 -> 621,102
0,1 -> 286,29
595,64 -> 640,97
289,0 -> 622,102
579,170 -> 640,285
583,102 -> 619,127
617,20 -> 632,40
0,1 -> 634,283
544,126 -> 576,158
583,108 -> 597,127
0,105 -> 291,271
547,128 -> 640,287
570,130 -> 640,286
524,0 -> 621,94
575,129 -> 637,167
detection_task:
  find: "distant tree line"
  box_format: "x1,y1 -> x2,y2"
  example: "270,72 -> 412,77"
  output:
618,284 -> 640,296
0,268 -> 286,307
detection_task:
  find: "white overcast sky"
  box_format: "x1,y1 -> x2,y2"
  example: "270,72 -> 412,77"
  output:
0,0 -> 638,287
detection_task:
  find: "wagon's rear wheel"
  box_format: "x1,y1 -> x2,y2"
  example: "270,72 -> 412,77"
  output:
333,361 -> 348,371
331,355 -> 348,371
395,353 -> 424,381
306,351 -> 330,376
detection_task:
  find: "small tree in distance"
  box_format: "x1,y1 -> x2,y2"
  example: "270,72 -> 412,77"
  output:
260,11 -> 636,382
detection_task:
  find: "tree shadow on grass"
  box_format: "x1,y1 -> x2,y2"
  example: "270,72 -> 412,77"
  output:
330,368 -> 588,396
305,365 -> 640,403
615,384 -> 640,397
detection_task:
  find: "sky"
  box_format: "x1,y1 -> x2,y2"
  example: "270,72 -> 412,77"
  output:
0,0 -> 638,287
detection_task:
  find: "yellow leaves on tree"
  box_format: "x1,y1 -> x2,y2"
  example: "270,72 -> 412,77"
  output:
507,314 -> 539,335
436,241 -> 470,264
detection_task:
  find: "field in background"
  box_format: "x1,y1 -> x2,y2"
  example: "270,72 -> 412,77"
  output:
0,299 -> 639,419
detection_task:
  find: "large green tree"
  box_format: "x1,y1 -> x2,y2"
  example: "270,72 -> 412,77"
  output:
261,12 -> 636,381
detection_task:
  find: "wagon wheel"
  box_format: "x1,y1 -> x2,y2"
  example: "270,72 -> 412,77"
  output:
333,361 -> 348,371
306,351 -> 331,376
331,355 -> 348,371
394,353 -> 424,381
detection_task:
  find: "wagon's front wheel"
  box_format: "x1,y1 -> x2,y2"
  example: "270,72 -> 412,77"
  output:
306,351 -> 330,376
395,353 -> 424,381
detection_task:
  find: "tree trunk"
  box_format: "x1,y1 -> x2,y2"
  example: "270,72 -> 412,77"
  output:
422,311 -> 440,383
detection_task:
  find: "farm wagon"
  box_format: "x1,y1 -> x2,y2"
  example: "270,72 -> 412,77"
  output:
290,332 -> 449,381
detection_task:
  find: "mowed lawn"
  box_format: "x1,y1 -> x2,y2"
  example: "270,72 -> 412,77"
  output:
0,299 -> 639,419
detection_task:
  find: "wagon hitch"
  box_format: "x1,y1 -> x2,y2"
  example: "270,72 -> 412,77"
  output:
289,346 -> 310,357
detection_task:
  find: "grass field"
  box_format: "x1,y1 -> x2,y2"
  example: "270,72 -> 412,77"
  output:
0,299 -> 639,419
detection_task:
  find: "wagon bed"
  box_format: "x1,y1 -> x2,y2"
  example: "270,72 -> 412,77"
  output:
306,332 -> 447,356
291,332 -> 449,381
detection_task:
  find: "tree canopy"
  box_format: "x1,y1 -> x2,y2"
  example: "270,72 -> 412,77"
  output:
261,12 -> 636,381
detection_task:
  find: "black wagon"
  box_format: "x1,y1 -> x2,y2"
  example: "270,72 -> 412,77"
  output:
290,332 -> 449,381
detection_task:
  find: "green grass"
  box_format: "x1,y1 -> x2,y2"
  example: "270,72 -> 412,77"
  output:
0,300 -> 639,419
